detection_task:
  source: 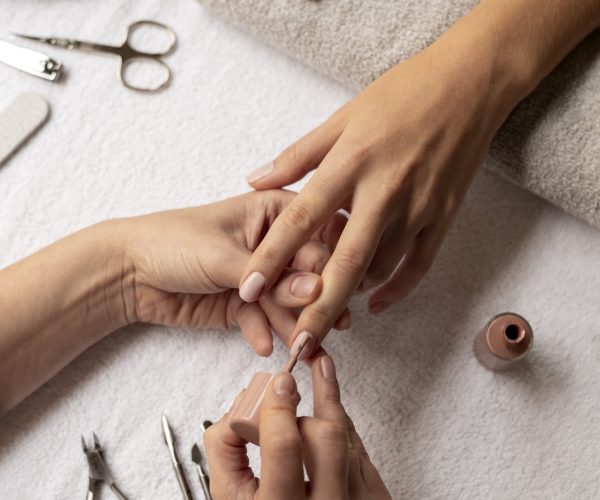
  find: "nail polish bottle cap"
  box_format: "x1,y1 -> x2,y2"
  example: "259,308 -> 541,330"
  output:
485,312 -> 533,361
228,372 -> 274,445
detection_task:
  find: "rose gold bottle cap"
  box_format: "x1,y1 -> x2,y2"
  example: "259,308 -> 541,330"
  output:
228,372 -> 274,444
228,335 -> 310,445
474,312 -> 533,371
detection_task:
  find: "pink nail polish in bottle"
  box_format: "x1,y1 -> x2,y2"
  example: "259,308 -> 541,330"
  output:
473,312 -> 533,371
228,335 -> 311,445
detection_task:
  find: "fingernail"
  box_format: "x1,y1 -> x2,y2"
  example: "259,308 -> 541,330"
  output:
246,161 -> 274,183
239,271 -> 266,302
290,330 -> 316,361
320,355 -> 337,382
290,274 -> 318,298
273,372 -> 297,397
369,301 -> 390,314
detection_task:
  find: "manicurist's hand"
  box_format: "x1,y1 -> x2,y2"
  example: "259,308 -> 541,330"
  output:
240,0 -> 600,357
0,190 -> 348,414
204,354 -> 391,500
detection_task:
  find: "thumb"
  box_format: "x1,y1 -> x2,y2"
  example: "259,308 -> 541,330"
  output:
246,116 -> 343,190
259,372 -> 305,499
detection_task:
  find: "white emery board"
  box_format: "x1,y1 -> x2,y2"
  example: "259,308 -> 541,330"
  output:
0,92 -> 49,166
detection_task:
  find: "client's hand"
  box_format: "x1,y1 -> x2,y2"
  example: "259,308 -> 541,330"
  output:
204,355 -> 391,500
0,190 -> 346,413
122,190 -> 348,356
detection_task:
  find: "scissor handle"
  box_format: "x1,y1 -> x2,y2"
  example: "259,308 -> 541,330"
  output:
118,56 -> 172,93
123,20 -> 177,57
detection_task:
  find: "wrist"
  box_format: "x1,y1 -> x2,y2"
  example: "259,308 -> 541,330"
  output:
424,17 -> 530,130
88,219 -> 136,329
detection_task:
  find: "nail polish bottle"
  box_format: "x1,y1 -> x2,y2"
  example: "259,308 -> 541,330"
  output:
228,336 -> 310,445
473,312 -> 533,371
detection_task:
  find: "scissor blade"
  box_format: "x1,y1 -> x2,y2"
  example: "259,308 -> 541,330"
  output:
81,435 -> 89,453
13,33 -> 52,44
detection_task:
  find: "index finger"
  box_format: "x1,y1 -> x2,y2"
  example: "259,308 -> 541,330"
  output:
258,372 -> 305,500
239,176 -> 348,303
289,205 -> 382,358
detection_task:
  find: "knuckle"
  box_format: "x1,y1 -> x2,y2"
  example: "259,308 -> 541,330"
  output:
334,246 -> 370,277
304,303 -> 335,328
277,141 -> 308,168
255,244 -> 279,267
263,429 -> 302,455
343,144 -> 370,167
279,201 -> 315,233
315,420 -> 349,444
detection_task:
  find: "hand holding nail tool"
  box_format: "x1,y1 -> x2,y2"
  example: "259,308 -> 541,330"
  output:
82,433 -> 129,500
14,20 -> 176,93
191,444 -> 212,500
0,39 -> 62,81
162,415 -> 193,500
228,334 -> 310,445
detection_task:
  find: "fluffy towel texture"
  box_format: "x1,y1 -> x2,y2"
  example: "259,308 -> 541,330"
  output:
1,1 -> 600,499
200,0 -> 600,229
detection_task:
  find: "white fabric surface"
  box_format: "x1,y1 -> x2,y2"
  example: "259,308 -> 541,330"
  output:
1,1 -> 599,499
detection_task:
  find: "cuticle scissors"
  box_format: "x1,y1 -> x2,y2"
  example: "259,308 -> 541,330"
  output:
14,20 -> 177,93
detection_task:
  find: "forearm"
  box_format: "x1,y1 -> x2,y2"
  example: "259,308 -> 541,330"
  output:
426,0 -> 600,121
0,221 -> 131,414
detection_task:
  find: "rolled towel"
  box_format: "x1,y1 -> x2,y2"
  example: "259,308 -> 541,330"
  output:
199,0 -> 600,229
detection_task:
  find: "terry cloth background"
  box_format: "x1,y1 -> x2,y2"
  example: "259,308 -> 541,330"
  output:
1,1 -> 600,499
199,0 -> 600,230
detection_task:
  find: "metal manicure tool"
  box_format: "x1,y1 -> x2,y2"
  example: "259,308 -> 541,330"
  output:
162,415 -> 193,500
82,433 -> 129,500
191,443 -> 212,500
0,39 -> 62,81
190,420 -> 214,500
13,20 -> 176,93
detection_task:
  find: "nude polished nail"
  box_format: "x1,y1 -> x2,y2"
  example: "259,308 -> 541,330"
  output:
246,161 -> 274,183
320,355 -> 336,381
290,331 -> 315,361
239,271 -> 266,302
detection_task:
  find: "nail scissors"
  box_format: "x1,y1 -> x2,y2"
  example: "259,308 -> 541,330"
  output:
82,433 -> 129,500
14,20 -> 176,93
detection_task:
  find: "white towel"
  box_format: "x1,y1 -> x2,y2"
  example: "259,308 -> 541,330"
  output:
1,2 -> 600,499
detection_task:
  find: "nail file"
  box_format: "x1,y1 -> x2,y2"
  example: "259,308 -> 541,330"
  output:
0,92 -> 49,166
